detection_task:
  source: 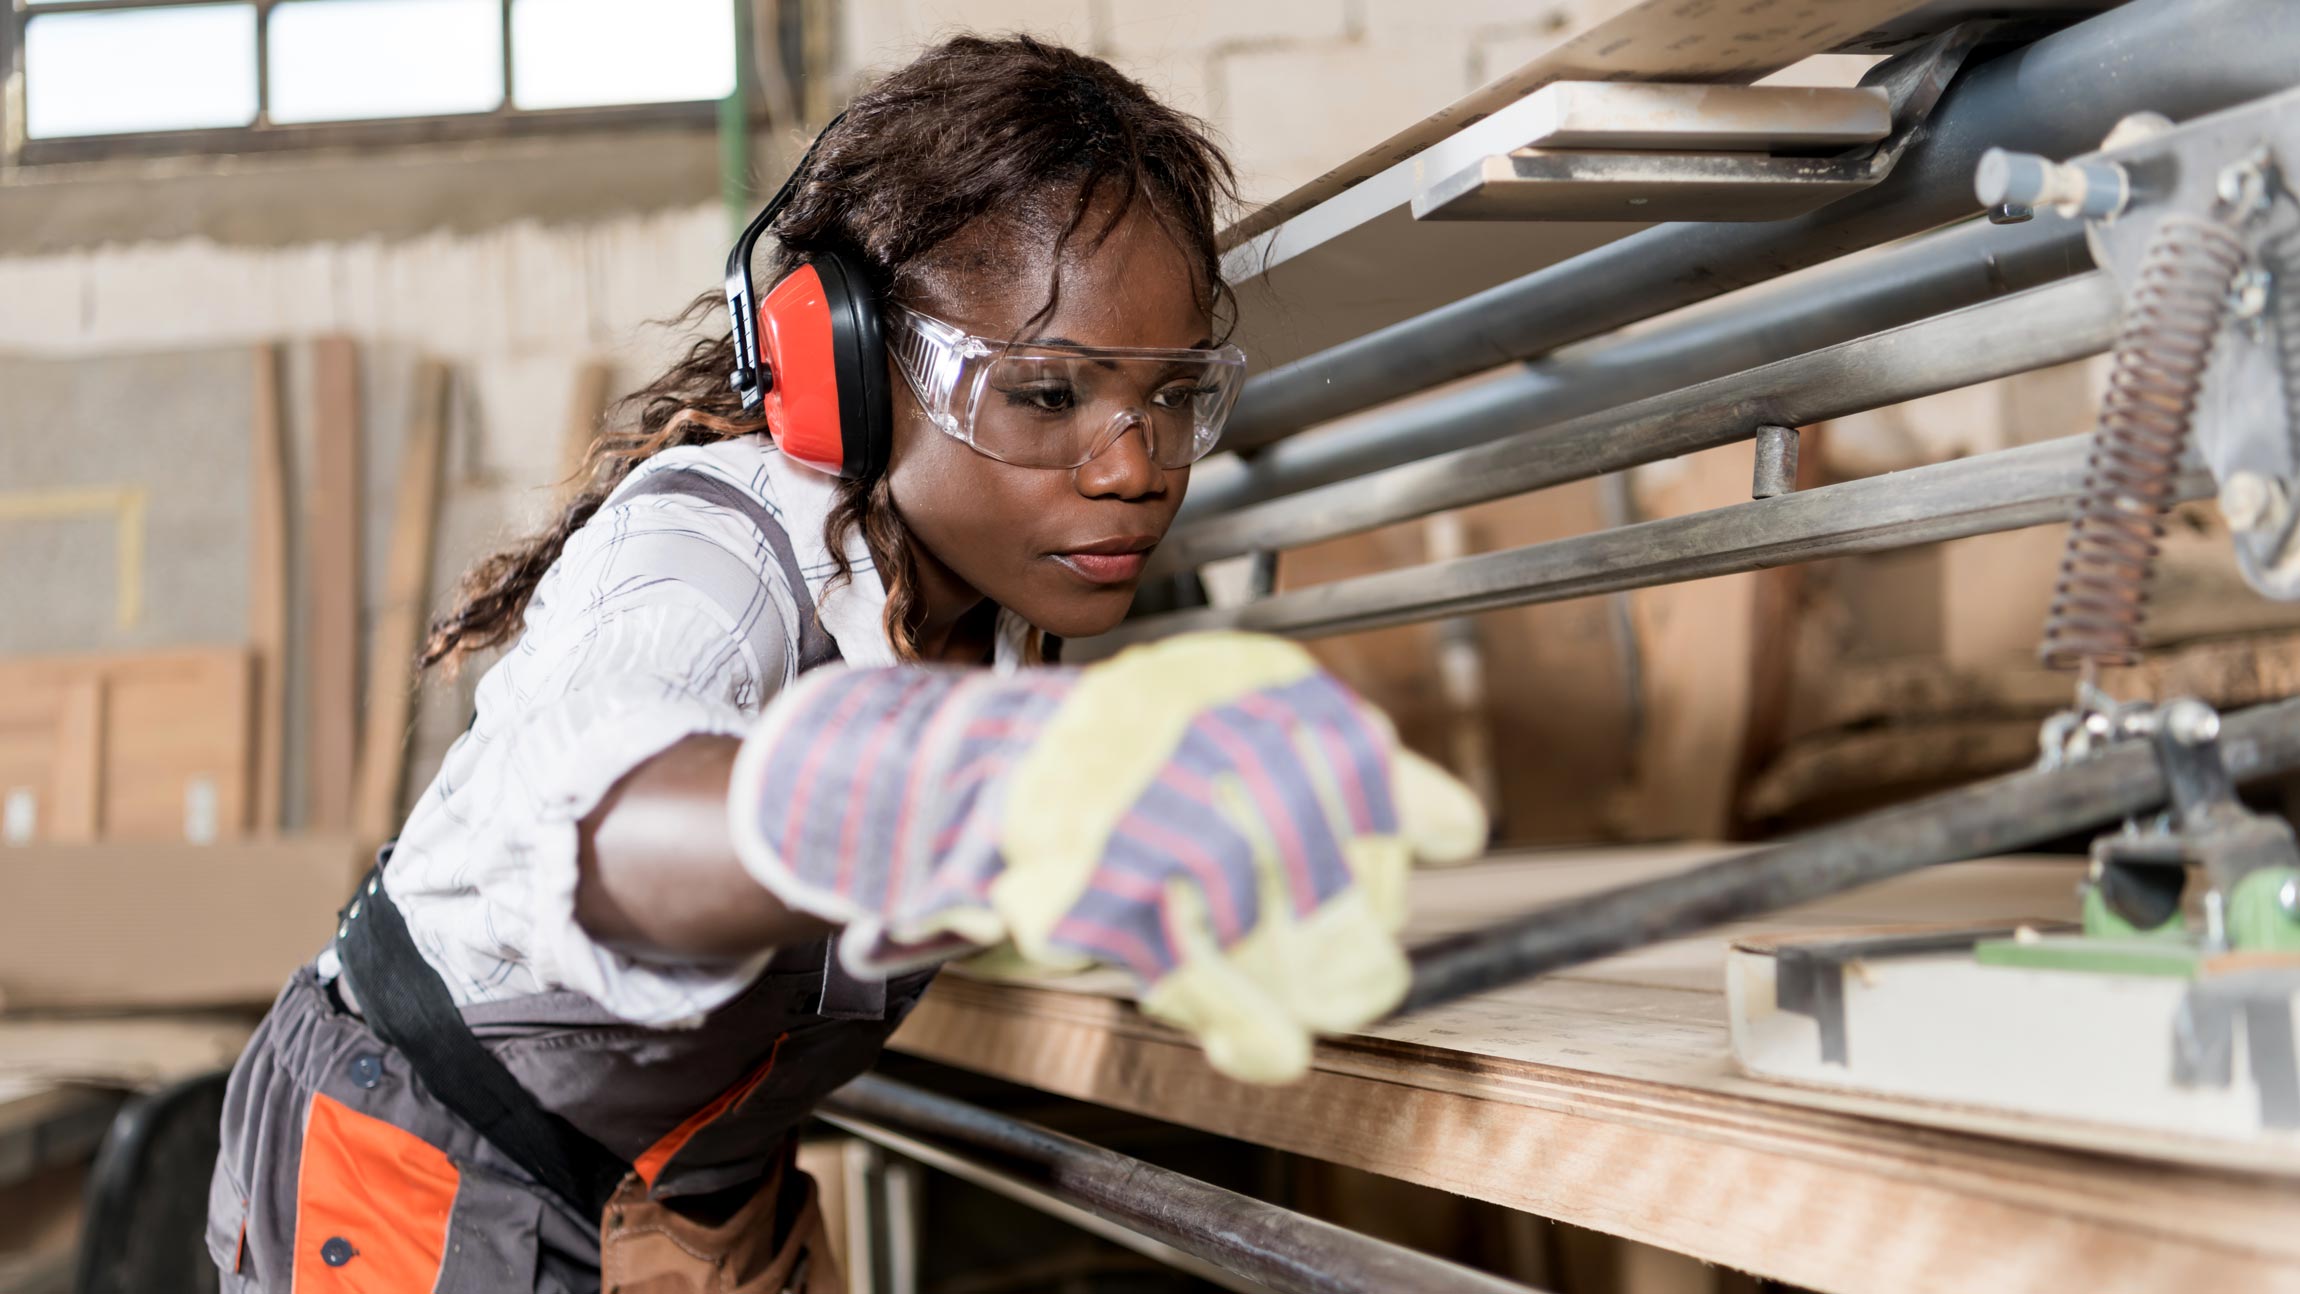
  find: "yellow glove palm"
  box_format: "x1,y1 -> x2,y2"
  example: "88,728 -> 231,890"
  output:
989,634 -> 1486,1081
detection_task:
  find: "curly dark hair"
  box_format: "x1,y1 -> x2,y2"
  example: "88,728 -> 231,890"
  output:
421,34 -> 1238,670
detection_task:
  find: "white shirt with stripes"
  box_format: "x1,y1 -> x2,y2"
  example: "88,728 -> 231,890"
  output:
324,435 -> 1029,1027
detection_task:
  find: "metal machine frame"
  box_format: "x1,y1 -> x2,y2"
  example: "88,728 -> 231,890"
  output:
828,2 -> 2300,1290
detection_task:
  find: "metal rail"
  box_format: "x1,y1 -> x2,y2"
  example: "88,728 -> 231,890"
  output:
1185,210 -> 2092,521
1400,692 -> 2300,1013
817,1074 -> 1541,1294
1152,272 -> 2118,576
1219,0 -> 2300,453
1090,436 -> 2214,653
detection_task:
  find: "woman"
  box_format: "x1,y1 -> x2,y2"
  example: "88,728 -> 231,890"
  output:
210,34 -> 1477,1293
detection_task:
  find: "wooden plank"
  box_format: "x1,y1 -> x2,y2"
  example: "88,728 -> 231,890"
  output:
1615,443 -> 1764,839
0,1016 -> 252,1091
248,343 -> 290,835
353,359 -> 448,843
100,648 -> 252,840
0,836 -> 359,1011
561,358 -> 615,482
895,980 -> 2300,1294
304,337 -> 361,831
0,649 -> 256,843
45,679 -> 103,844
891,852 -> 2300,1293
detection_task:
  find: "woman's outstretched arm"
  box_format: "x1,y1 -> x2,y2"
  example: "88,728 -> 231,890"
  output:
575,734 -> 831,964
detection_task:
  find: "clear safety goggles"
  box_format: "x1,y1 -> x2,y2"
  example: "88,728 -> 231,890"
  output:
887,306 -> 1246,470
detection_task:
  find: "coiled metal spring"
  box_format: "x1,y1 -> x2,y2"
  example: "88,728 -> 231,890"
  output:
2038,213 -> 2250,676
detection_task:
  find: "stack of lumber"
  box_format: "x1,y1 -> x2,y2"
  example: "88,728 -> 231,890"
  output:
889,848 -> 2300,1294
0,338 -> 459,1287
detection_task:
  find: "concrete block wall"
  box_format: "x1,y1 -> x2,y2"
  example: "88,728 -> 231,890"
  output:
837,0 -> 1593,208
0,206 -> 732,825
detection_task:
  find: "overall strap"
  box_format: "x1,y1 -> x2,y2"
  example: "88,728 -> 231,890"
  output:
614,467 -> 840,670
336,859 -> 629,1217
614,465 -> 886,1021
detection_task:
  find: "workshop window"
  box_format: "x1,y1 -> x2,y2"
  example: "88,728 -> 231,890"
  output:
22,3 -> 260,138
8,0 -> 742,159
266,0 -> 504,123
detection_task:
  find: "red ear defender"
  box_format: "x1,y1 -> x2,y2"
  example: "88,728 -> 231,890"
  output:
753,255 -> 891,478
723,112 -> 890,479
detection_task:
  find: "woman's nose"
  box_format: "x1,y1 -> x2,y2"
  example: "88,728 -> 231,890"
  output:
1073,413 -> 1167,500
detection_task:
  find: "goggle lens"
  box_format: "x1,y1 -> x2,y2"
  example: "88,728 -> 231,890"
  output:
890,307 -> 1244,470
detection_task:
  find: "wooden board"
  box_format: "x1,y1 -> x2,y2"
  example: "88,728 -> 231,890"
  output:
0,1016 -> 252,1091
249,343 -> 290,835
304,337 -> 361,832
0,836 -> 358,1012
353,360 -> 447,843
1221,0 -> 1940,371
890,850 -> 2300,1294
562,358 -> 615,481
0,648 -> 253,843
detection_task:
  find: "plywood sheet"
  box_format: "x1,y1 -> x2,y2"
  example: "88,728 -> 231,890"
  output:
0,648 -> 253,843
893,848 -> 2300,1293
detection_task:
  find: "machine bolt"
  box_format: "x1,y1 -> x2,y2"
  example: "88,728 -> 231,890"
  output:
2161,699 -> 2221,747
2219,470 -> 2288,533
2215,147 -> 2277,222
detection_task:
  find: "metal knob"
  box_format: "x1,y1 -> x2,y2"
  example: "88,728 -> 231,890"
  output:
1975,147 -> 2129,220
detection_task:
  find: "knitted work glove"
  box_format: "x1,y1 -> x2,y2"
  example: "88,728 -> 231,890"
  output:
727,633 -> 1486,1082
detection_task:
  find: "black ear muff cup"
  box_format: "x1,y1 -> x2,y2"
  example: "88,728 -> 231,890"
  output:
810,251 -> 892,481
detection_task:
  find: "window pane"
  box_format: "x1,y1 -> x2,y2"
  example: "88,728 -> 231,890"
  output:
25,5 -> 258,139
510,0 -> 734,110
268,0 -> 504,123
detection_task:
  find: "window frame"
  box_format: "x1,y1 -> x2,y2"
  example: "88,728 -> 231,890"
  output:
4,0 -> 743,166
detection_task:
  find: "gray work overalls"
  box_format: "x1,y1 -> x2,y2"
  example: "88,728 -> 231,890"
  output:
208,470 -> 935,1292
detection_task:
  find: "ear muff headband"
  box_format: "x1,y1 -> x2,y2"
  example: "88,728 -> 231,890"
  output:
724,112 -> 891,479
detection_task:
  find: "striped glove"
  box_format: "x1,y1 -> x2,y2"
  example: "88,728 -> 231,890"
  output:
726,632 -> 1486,1083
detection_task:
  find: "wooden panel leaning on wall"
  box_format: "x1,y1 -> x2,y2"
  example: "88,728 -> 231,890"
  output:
0,647 -> 255,846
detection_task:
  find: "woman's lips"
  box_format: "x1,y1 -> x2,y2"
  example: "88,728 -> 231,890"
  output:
1053,550 -> 1150,584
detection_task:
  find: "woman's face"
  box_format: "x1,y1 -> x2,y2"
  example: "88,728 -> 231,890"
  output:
884,201 -> 1211,642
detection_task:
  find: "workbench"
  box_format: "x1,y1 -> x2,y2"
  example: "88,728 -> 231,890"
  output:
887,850 -> 2300,1294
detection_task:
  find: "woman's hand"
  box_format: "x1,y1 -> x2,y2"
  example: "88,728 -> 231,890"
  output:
727,633 -> 1487,1082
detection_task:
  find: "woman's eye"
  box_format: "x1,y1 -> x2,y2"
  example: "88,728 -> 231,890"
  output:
1004,384 -> 1076,413
1152,385 -> 1215,410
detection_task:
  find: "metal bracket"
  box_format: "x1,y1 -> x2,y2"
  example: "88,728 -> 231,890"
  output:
2011,89 -> 2300,600
1412,23 -> 1994,225
2081,699 -> 2300,945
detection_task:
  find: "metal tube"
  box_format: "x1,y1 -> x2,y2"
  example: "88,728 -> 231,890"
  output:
1153,272 -> 2118,576
818,1074 -> 1541,1294
1220,0 -> 2300,452
1085,436 -> 2214,654
818,1110 -> 1270,1294
1399,692 -> 2300,1014
1186,213 -> 2090,519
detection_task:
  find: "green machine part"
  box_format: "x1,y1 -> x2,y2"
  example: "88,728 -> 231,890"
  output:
2227,866 -> 2300,952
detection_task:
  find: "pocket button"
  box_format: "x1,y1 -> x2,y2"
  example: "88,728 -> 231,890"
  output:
321,1237 -> 355,1267
349,1054 -> 383,1089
